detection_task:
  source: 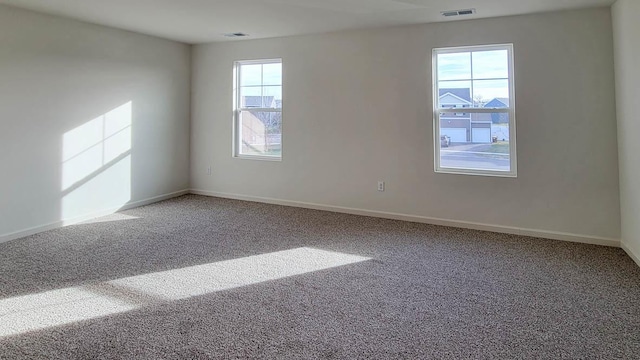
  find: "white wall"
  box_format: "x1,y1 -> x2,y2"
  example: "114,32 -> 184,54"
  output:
191,7 -> 620,244
0,5 -> 191,241
612,0 -> 640,261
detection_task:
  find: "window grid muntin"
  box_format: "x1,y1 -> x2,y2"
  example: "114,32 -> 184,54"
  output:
433,44 -> 516,177
234,59 -> 283,160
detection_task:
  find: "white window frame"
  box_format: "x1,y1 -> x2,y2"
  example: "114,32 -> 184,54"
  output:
433,44 -> 517,177
233,58 -> 282,161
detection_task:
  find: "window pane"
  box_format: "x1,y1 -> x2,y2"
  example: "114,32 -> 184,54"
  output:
263,63 -> 282,85
239,110 -> 282,157
240,86 -> 261,97
439,112 -> 510,172
437,52 -> 471,80
434,45 -> 514,176
235,59 -> 282,159
472,50 -> 508,79
240,64 -> 262,86
239,87 -> 282,108
472,79 -> 509,108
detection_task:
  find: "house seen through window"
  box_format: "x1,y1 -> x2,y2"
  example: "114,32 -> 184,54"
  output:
433,44 -> 516,176
234,59 -> 282,159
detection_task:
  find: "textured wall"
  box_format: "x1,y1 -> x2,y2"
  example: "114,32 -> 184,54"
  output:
613,0 -> 640,261
0,5 -> 191,240
191,8 -> 620,242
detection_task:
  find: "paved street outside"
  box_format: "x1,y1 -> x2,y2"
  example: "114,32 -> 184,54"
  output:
438,123 -> 511,172
441,141 -> 510,172
441,151 -> 510,171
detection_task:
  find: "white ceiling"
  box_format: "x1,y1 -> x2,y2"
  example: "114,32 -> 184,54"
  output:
0,0 -> 616,44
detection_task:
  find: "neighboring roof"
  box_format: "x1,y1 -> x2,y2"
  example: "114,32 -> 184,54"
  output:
485,97 -> 509,107
439,88 -> 471,103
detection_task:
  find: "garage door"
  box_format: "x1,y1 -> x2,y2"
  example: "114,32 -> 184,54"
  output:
441,128 -> 466,142
472,128 -> 491,143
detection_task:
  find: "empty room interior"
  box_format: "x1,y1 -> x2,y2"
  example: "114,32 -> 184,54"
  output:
1,0 -> 639,358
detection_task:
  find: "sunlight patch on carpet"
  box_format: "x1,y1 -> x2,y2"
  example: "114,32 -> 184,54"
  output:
0,247 -> 369,338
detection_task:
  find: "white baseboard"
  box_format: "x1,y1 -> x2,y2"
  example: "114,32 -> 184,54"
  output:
190,189 -> 620,248
2,187 -> 621,250
0,189 -> 190,244
621,242 -> 640,268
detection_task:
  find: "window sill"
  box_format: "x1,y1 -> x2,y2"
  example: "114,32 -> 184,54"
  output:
234,154 -> 282,162
435,167 -> 517,178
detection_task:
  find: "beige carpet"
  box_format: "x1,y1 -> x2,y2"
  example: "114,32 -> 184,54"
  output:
0,195 -> 639,359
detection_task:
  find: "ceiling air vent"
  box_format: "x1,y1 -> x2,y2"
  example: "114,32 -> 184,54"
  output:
223,32 -> 249,38
441,8 -> 476,17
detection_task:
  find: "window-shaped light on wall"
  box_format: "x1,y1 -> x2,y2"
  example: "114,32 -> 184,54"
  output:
61,101 -> 132,222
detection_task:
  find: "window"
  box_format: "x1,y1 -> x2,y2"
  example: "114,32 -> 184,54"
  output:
234,59 -> 282,159
433,44 -> 516,177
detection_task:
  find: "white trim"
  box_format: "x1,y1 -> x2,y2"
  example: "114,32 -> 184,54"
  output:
441,150 -> 509,156
435,167 -> 516,177
434,43 -> 514,54
234,154 -> 282,162
189,189 -> 620,248
433,43 -> 516,177
622,242 -> 640,268
238,108 -> 282,112
441,108 -> 509,113
0,189 -> 190,244
233,58 -> 283,160
234,58 -> 282,65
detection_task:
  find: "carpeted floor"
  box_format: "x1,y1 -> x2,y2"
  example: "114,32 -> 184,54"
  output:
1,194 -> 639,359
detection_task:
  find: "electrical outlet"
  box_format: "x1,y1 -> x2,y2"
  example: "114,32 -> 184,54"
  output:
207,166 -> 212,175
378,181 -> 385,192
